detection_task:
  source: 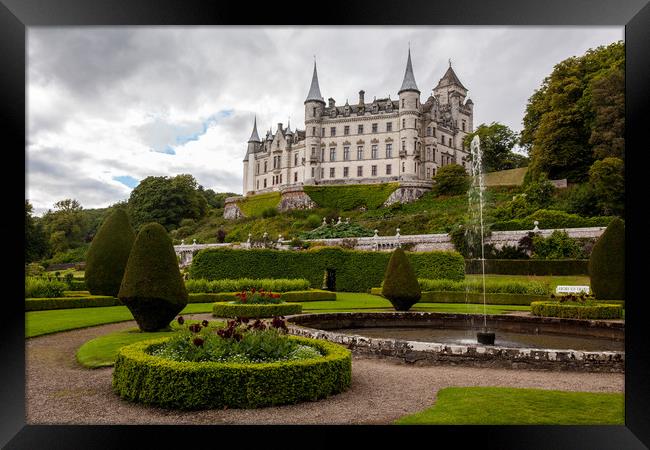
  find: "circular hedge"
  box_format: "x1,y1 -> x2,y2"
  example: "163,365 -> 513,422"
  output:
112,335 -> 351,409
212,302 -> 302,318
530,301 -> 623,320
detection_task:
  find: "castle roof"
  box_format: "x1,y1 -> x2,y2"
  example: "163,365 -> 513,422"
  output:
247,115 -> 261,143
285,119 -> 293,135
436,63 -> 467,91
398,48 -> 419,94
305,61 -> 325,104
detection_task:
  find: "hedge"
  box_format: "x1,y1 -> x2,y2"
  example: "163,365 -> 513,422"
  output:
188,293 -> 234,303
303,183 -> 399,211
25,296 -> 120,311
530,301 -> 623,320
491,210 -> 617,231
280,290 -> 336,302
212,302 -> 303,318
465,259 -> 589,276
112,336 -> 351,409
185,278 -> 311,294
238,192 -> 281,217
190,247 -> 465,292
67,280 -> 87,291
369,288 -> 543,306
417,278 -> 549,295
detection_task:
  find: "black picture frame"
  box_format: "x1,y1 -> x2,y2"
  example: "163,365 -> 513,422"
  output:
4,0 -> 650,448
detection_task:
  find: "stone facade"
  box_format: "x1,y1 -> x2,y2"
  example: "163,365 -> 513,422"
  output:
278,186 -> 316,211
223,197 -> 244,219
242,49 -> 474,199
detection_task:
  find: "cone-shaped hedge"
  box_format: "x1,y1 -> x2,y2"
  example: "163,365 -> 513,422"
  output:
118,222 -> 188,331
381,247 -> 422,311
85,209 -> 136,296
589,217 -> 625,300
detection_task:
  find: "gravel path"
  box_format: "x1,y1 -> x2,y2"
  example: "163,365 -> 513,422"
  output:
26,317 -> 624,425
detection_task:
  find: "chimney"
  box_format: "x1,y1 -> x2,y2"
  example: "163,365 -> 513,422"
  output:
358,90 -> 365,105
278,123 -> 283,132
328,98 -> 335,108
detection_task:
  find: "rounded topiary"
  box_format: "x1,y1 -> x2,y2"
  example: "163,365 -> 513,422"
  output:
118,222 -> 188,331
381,247 -> 421,311
85,209 -> 136,296
589,217 -> 625,300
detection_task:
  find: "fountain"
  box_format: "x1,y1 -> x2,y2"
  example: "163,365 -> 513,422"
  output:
469,136 -> 495,345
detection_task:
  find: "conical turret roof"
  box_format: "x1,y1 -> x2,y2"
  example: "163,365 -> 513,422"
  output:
247,115 -> 261,143
305,61 -> 325,104
398,48 -> 419,94
436,63 -> 467,90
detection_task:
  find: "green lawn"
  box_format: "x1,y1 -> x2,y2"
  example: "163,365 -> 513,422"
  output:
395,387 -> 624,425
465,274 -> 590,292
26,292 -> 532,338
76,328 -> 173,368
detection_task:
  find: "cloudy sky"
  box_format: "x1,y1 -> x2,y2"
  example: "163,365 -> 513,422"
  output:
27,26 -> 623,215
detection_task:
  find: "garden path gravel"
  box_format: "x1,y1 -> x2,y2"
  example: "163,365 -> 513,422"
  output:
26,316 -> 624,425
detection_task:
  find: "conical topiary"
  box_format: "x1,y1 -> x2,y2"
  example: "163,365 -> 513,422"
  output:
85,208 -> 136,297
381,247 -> 421,311
118,222 -> 188,331
589,217 -> 625,300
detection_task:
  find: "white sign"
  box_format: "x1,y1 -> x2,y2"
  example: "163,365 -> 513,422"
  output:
556,285 -> 590,294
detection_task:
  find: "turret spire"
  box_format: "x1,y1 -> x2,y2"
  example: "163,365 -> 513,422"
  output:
398,47 -> 419,94
247,115 -> 261,142
305,61 -> 325,104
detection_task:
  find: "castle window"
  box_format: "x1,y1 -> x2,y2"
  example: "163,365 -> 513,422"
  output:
280,174 -> 282,184
312,127 -> 316,136
416,98 -> 419,107
357,146 -> 363,160
330,147 -> 336,161
402,119 -> 406,128
321,148 -> 325,161
343,167 -> 349,177
343,146 -> 350,161
311,146 -> 316,156
357,166 -> 363,177
462,120 -> 466,131
294,153 -> 298,166
330,167 -> 335,178
371,165 -> 377,176
371,145 -> 378,159
386,143 -> 392,158
277,141 -> 280,148
358,124 -> 363,134
313,107 -> 317,117
372,123 -> 378,133
401,140 -> 406,151
321,168 -> 324,178
257,180 -> 259,190
330,127 -> 336,137
322,127 -> 325,137
264,161 -> 268,172
256,163 -> 259,174
386,122 -> 392,132
311,167 -> 315,178
401,99 -> 405,108
433,128 -> 436,137
294,172 -> 298,182
427,127 -> 432,136
427,147 -> 431,160
427,168 -> 431,178
264,179 -> 267,188
402,162 -> 405,172
386,164 -> 392,175
344,125 -> 350,135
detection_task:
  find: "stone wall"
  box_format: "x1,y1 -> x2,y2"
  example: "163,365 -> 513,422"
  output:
278,185 -> 316,211
223,196 -> 244,219
383,180 -> 433,206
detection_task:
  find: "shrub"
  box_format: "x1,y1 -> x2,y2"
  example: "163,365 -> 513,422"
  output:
189,247 -> 465,292
280,290 -> 336,302
531,230 -> 586,260
25,296 -> 119,311
303,183 -> 399,210
261,207 -> 278,218
85,209 -> 136,297
417,278 -> 549,295
185,278 -> 311,293
25,277 -> 67,298
45,246 -> 88,265
381,248 -> 421,311
464,259 -> 589,276
589,217 -> 625,300
491,209 -> 617,231
300,222 -> 373,239
212,302 -> 303,319
589,157 -> 624,216
523,175 -> 555,207
432,164 -> 470,196
305,214 -> 322,229
216,228 -> 227,243
25,263 -> 45,277
112,335 -> 351,409
118,223 -> 189,331
531,301 -> 623,319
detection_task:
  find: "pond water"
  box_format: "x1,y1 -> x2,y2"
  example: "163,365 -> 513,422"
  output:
332,327 -> 623,352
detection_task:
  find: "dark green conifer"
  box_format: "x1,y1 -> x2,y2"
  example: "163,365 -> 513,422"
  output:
589,217 -> 625,300
381,247 -> 421,311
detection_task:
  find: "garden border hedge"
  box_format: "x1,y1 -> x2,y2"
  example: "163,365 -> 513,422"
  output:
112,335 -> 352,409
25,296 -> 120,311
465,259 -> 589,276
369,288 -> 543,306
212,302 -> 303,318
190,247 -> 465,292
530,301 -> 623,319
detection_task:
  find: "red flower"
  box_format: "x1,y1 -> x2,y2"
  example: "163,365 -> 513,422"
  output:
177,316 -> 185,325
193,337 -> 204,347
202,320 -> 209,327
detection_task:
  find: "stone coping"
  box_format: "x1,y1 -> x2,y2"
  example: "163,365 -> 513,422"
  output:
286,312 -> 624,373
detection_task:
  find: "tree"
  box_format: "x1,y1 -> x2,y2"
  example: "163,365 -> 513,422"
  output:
85,209 -> 136,296
40,199 -> 86,253
432,164 -> 470,196
127,174 -> 208,231
463,122 -> 526,172
589,157 -> 624,216
199,187 -> 237,209
118,222 -> 188,331
25,200 -> 50,263
589,217 -> 624,300
521,41 -> 624,182
381,248 -> 421,311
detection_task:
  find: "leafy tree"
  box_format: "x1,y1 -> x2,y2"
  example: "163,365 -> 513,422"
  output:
381,248 -> 421,311
589,157 -> 624,216
432,164 -> 470,196
199,187 -> 236,209
25,200 -> 50,263
521,41 -> 624,182
127,174 -> 208,231
523,174 -> 555,207
40,199 -> 86,253
463,122 -> 526,172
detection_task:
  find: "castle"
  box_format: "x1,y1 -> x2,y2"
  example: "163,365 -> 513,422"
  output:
242,49 -> 474,197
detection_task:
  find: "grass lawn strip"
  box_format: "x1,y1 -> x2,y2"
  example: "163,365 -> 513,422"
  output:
76,328 -> 173,368
395,387 -> 623,425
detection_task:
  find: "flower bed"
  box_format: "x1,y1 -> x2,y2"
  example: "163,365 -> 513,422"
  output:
112,318 -> 351,409
530,301 -> 623,319
213,302 -> 302,318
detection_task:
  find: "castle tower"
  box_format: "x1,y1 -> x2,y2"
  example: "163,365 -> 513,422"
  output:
433,60 -> 468,106
398,48 -> 422,180
243,115 -> 261,194
304,61 -> 325,184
